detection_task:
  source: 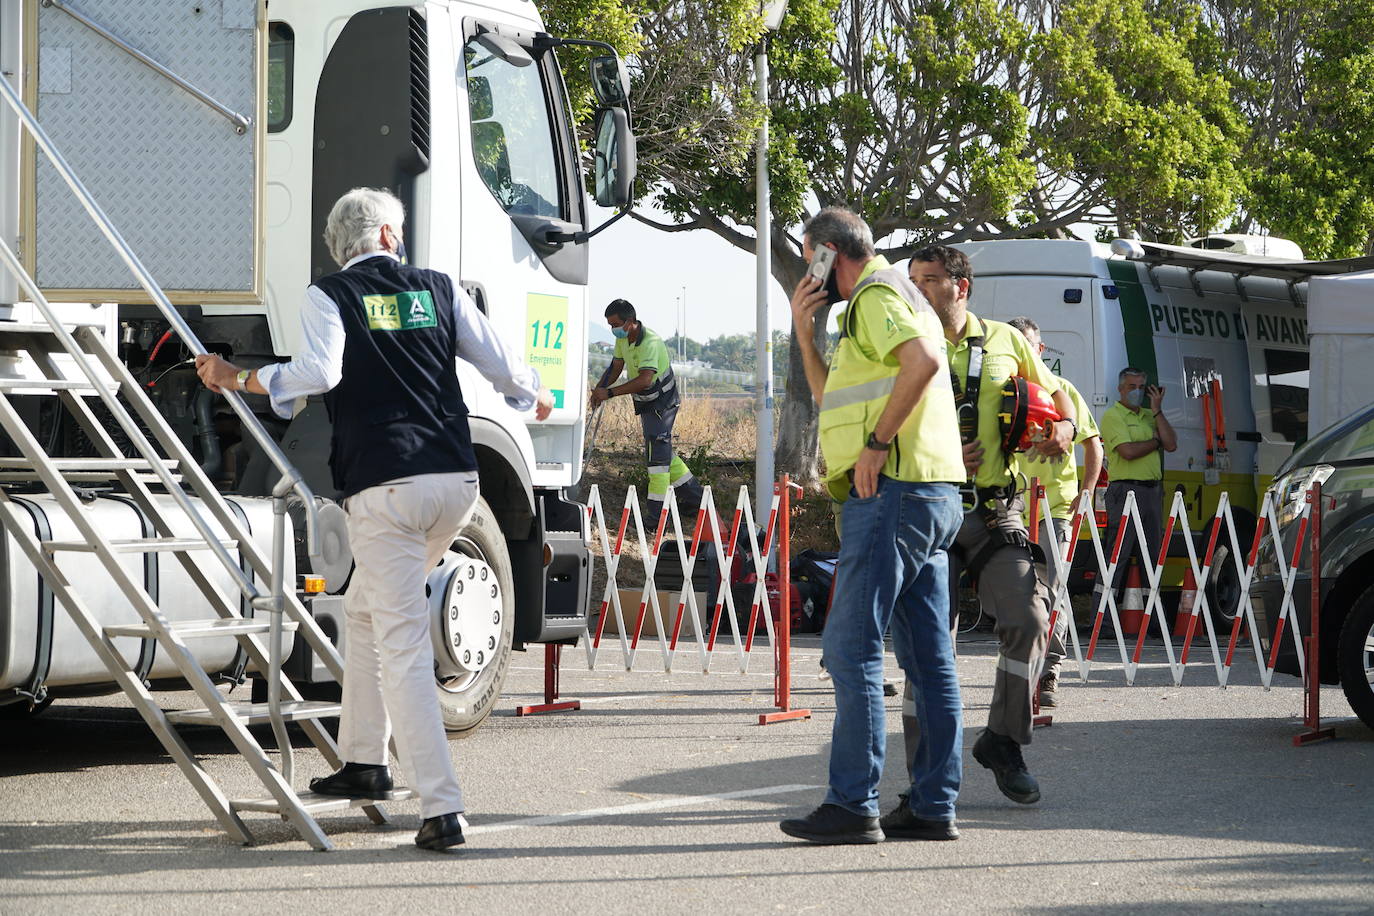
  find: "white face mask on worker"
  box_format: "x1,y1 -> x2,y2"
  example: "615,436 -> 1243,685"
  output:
1124,389 -> 1144,408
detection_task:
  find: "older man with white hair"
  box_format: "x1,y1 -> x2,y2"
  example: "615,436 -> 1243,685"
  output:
197,187 -> 552,851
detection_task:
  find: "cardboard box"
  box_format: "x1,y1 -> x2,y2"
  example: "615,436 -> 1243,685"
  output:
599,588 -> 710,638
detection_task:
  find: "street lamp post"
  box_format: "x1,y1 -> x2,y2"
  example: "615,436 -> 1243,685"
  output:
755,0 -> 787,526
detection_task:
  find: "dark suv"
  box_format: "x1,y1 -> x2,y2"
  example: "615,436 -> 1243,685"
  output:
1250,403 -> 1374,731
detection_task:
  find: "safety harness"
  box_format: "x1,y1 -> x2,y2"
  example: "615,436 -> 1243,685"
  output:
949,320 -> 1043,582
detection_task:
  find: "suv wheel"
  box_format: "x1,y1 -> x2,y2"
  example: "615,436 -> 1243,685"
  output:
1337,585 -> 1374,732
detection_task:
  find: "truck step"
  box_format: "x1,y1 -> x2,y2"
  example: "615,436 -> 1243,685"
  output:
104,617 -> 298,640
44,537 -> 239,554
231,787 -> 415,814
166,700 -> 341,726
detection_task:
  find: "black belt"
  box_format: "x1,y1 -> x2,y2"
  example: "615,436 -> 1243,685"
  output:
1112,479 -> 1160,487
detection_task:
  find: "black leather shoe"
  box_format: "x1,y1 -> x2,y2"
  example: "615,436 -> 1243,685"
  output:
308,762 -> 395,800
415,813 -> 465,850
879,796 -> 959,840
972,728 -> 1041,804
780,804 -> 883,845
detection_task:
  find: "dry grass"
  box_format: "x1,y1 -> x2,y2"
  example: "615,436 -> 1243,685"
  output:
587,393 -> 759,462
581,394 -> 841,557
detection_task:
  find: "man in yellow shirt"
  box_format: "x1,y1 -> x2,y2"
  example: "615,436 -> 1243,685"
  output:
895,246 -> 1076,812
590,299 -> 704,518
1007,317 -> 1103,708
778,208 -> 965,845
1098,368 -> 1177,606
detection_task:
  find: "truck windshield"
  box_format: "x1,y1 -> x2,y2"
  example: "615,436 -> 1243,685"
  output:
463,39 -> 562,220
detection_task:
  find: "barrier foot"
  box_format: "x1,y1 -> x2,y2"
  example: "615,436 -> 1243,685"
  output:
514,644 -> 581,717
1033,713 -> 1054,728
759,708 -> 811,726
1293,726 -> 1335,747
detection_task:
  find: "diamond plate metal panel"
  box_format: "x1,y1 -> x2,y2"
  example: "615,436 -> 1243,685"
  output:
33,0 -> 258,296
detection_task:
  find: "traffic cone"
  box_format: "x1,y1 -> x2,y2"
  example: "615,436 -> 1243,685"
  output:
1173,568 -> 1199,636
1120,563 -> 1145,636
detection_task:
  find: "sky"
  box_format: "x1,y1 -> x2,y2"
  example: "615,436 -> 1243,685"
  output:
585,203 -> 794,343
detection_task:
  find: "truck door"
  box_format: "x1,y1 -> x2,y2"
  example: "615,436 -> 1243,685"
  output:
454,15 -> 589,490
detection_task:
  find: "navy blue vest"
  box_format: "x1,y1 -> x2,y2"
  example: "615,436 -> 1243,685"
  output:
314,256 -> 477,498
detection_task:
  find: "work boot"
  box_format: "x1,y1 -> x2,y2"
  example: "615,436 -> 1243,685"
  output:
779,804 -> 883,845
309,762 -> 395,800
879,795 -> 959,840
415,812 -> 466,851
972,728 -> 1041,805
1038,670 -> 1059,708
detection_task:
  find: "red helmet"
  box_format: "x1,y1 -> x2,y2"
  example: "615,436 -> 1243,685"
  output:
998,377 -> 1062,453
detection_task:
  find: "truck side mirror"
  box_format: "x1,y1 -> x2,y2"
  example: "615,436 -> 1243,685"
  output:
592,107 -> 636,208
589,55 -> 630,110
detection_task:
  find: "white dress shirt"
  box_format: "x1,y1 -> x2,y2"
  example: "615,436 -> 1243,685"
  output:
255,251 -> 540,419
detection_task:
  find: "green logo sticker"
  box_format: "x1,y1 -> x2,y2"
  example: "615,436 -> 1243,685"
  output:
886,316 -> 898,336
363,290 -> 438,331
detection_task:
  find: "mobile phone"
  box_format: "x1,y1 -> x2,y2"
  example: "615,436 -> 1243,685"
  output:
807,246 -> 837,284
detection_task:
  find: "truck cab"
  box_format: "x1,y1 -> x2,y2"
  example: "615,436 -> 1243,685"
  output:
0,0 -> 631,732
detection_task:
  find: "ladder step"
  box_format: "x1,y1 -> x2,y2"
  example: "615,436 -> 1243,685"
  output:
0,322 -> 105,352
104,617 -> 299,639
231,787 -> 415,814
0,457 -> 179,472
44,537 -> 239,554
166,700 -> 342,726
0,378 -> 118,393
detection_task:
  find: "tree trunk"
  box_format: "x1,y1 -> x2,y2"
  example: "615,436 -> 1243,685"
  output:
771,237 -> 828,485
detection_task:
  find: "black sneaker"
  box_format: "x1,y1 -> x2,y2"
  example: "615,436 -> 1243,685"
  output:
1038,670 -> 1059,709
780,804 -> 884,845
879,796 -> 959,840
972,728 -> 1041,805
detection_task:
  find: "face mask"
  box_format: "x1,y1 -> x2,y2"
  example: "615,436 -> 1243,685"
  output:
1124,388 -> 1144,408
612,326 -> 629,339
395,240 -> 407,264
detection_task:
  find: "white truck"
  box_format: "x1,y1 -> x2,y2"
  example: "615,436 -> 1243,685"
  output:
0,0 -> 631,733
955,236 -> 1374,611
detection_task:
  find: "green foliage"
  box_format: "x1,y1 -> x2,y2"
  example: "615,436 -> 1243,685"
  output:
681,443 -> 715,486
1205,0 -> 1374,256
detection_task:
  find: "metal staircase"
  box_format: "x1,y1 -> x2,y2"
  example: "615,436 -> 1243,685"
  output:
0,65 -> 398,851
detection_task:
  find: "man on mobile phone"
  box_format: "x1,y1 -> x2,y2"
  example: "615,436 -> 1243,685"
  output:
779,207 -> 965,845
899,245 -> 1076,811
589,299 -> 704,519
1098,368 -> 1177,610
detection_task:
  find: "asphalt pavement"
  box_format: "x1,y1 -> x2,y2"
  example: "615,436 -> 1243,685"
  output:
2,634 -> 1371,914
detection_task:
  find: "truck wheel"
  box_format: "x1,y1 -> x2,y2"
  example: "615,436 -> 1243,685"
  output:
1337,585 -> 1374,732
429,496 -> 514,736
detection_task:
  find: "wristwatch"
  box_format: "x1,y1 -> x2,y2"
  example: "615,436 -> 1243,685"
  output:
1059,416 -> 1077,440
865,431 -> 891,451
235,369 -> 251,391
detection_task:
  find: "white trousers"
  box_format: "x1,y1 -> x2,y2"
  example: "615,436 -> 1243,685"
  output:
339,471 -> 479,818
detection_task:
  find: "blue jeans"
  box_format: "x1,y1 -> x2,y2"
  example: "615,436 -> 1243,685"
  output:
822,477 -> 963,820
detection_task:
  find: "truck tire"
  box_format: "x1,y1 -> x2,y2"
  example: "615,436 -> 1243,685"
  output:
1337,584 -> 1374,732
433,496 -> 514,736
